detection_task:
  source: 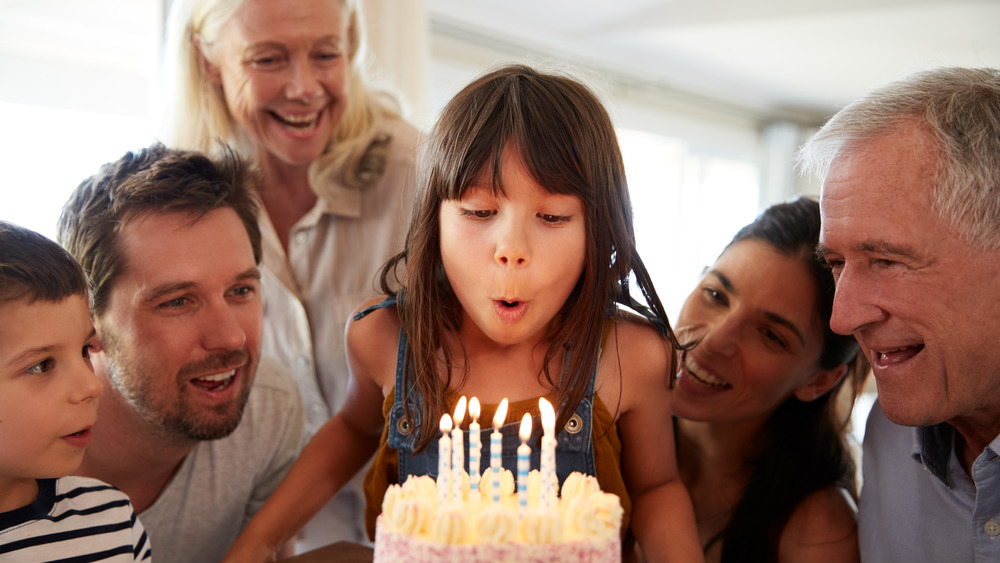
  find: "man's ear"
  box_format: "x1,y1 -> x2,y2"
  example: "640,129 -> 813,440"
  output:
794,363 -> 847,402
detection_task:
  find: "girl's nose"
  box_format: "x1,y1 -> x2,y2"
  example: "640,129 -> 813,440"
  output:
494,219 -> 530,267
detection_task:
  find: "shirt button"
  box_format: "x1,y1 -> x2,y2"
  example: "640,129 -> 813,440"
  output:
295,231 -> 308,244
985,520 -> 1000,537
297,356 -> 309,367
310,403 -> 326,414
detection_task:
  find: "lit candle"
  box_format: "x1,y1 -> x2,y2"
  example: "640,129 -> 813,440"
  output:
491,398 -> 508,504
468,397 -> 482,500
538,398 -> 557,510
438,414 -> 452,506
451,396 -> 467,504
517,413 -> 532,516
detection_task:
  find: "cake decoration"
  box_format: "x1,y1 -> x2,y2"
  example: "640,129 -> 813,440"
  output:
372,396 -> 623,563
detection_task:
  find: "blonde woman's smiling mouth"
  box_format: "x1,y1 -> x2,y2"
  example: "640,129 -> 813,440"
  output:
271,109 -> 323,131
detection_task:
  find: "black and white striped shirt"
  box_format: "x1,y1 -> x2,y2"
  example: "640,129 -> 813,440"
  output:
0,476 -> 151,562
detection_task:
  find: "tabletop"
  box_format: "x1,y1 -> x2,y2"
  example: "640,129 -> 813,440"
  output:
277,541 -> 374,563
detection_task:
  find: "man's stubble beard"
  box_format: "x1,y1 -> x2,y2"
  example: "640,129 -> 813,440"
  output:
101,328 -> 255,442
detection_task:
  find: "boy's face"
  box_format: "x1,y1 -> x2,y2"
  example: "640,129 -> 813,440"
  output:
0,294 -> 101,491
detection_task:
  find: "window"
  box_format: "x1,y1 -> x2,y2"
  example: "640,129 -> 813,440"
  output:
621,128 -> 759,317
0,0 -> 160,240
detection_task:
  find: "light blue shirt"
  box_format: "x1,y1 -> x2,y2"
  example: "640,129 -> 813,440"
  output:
859,401 -> 1000,562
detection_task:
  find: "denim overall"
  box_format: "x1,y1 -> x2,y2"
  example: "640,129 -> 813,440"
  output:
355,295 -> 597,487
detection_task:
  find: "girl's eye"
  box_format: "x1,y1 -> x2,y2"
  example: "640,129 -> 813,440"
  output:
26,358 -> 55,375
460,209 -> 494,219
539,213 -> 569,224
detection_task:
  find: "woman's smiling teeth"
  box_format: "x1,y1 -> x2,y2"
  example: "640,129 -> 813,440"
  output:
684,356 -> 731,389
192,370 -> 236,391
273,110 -> 321,130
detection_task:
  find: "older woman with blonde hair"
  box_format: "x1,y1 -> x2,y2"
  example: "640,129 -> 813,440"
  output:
160,0 -> 419,550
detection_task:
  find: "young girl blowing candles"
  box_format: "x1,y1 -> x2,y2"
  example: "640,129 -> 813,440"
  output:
223,63 -> 703,562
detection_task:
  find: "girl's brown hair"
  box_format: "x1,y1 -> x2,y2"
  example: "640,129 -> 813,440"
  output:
380,64 -> 678,449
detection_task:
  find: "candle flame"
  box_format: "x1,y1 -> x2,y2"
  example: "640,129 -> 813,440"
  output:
440,413 -> 453,433
519,412 -> 532,441
493,398 -> 508,429
453,396 -> 467,426
469,397 -> 481,422
539,397 -> 555,435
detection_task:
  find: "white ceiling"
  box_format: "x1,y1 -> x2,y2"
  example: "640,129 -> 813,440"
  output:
1,0 -> 997,126
426,0 -> 1000,124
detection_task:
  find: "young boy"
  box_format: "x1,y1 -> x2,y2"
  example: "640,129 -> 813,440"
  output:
0,221 -> 151,561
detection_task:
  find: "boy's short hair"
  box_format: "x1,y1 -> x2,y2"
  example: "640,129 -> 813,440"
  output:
0,221 -> 89,305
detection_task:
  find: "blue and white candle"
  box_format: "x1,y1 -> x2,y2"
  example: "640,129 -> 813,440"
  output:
438,414 -> 452,506
451,396 -> 467,504
517,413 -> 532,516
468,397 -> 482,500
491,398 -> 508,504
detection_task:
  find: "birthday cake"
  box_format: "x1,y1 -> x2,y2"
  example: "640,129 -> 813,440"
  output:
372,469 -> 622,563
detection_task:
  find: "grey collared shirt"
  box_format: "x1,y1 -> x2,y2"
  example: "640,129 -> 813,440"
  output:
859,401 -> 1000,562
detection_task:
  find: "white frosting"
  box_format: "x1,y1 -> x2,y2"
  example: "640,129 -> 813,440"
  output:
387,495 -> 433,536
521,508 -> 563,543
433,505 -> 468,544
379,470 -> 620,547
409,474 -> 437,499
478,467 -> 516,497
561,471 -> 601,501
567,492 -> 623,541
475,502 -> 518,543
526,469 -> 542,505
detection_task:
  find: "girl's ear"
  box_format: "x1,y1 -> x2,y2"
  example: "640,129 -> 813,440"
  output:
794,363 -> 847,402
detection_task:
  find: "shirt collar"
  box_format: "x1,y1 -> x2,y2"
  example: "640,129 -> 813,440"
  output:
911,423 -> 954,485
912,423 -> 1000,486
314,180 -> 362,218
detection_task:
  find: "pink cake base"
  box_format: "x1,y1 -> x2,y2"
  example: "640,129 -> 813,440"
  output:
373,516 -> 620,563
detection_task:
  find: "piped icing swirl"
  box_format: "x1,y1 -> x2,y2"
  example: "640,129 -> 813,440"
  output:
476,502 -> 518,543
379,469 -> 621,546
433,505 -> 468,544
522,508 -> 563,543
567,491 -> 623,541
